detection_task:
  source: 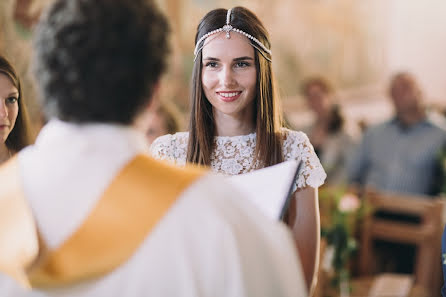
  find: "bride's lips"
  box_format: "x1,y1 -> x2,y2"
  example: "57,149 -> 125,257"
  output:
216,91 -> 242,102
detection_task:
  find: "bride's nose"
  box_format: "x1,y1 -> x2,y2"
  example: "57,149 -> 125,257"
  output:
219,66 -> 236,88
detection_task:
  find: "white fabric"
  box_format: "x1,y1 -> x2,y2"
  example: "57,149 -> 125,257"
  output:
150,128 -> 326,190
0,120 -> 307,297
227,160 -> 301,220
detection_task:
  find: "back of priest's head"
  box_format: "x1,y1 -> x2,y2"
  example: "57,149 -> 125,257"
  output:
33,0 -> 171,125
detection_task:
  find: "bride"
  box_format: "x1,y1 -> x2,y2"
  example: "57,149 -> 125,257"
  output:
151,6 -> 326,291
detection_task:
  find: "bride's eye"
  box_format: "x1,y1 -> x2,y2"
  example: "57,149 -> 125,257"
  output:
6,96 -> 18,104
205,61 -> 218,68
235,61 -> 250,68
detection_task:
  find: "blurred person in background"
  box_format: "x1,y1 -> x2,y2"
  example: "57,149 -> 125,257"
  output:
348,72 -> 446,274
348,72 -> 446,196
1,0 -> 44,132
300,76 -> 357,185
0,54 -> 33,164
145,98 -> 181,145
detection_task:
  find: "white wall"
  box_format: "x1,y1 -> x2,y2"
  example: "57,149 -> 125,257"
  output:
387,0 -> 446,103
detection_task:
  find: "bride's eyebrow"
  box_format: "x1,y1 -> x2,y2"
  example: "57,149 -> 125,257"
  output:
233,57 -> 254,62
202,56 -> 254,62
203,57 -> 220,61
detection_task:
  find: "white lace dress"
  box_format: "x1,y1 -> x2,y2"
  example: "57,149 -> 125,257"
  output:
150,128 -> 326,190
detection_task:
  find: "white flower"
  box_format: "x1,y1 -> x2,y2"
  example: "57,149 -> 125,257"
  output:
338,194 -> 360,213
322,245 -> 335,272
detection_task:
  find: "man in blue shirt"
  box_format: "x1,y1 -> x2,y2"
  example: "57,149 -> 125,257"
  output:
349,72 -> 446,275
349,72 -> 446,196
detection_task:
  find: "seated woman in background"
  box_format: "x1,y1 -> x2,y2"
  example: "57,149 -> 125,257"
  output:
0,55 -> 33,164
151,7 -> 326,291
301,76 -> 357,185
145,98 -> 182,145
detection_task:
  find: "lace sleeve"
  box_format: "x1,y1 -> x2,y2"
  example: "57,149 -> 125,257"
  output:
149,133 -> 188,166
282,129 -> 327,189
150,134 -> 174,161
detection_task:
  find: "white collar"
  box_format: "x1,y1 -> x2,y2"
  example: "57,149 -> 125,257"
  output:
19,119 -> 150,249
35,119 -> 149,154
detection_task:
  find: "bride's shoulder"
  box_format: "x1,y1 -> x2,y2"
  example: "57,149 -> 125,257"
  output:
150,132 -> 189,160
279,128 -> 327,188
153,132 -> 188,145
280,127 -> 310,144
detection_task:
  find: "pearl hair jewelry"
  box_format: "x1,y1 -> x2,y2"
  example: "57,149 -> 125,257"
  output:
194,8 -> 272,62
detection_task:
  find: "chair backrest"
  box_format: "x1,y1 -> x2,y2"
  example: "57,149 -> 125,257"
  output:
358,189 -> 444,295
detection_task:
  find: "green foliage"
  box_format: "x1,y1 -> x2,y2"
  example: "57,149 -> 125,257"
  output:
319,186 -> 369,287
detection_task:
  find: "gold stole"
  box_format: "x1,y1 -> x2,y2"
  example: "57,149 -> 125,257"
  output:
0,154 -> 205,288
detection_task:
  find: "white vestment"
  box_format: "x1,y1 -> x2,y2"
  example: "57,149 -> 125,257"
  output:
0,120 -> 307,297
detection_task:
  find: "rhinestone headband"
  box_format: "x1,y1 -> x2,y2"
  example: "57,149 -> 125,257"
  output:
194,8 -> 272,62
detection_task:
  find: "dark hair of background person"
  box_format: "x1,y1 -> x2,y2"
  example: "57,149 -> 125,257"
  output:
0,54 -> 33,152
159,103 -> 181,134
301,76 -> 344,133
32,0 -> 170,124
187,6 -> 283,168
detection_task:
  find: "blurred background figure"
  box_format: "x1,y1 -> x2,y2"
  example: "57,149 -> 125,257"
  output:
300,76 -> 357,185
0,54 -> 33,164
0,0 -> 44,131
145,98 -> 181,145
348,72 -> 446,197
347,72 -> 446,275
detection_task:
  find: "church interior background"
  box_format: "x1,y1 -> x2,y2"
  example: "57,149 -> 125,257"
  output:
2,0 -> 446,130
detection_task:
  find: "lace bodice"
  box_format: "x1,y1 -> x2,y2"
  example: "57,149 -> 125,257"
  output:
150,128 -> 326,189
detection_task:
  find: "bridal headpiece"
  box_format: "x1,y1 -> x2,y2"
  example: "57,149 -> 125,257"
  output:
193,8 -> 272,62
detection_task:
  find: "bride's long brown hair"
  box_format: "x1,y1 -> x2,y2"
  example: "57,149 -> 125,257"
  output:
187,7 -> 283,168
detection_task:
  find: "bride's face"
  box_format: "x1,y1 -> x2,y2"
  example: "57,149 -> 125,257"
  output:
201,32 -> 257,122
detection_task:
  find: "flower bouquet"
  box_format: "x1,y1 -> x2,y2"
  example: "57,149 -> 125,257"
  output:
319,186 -> 367,294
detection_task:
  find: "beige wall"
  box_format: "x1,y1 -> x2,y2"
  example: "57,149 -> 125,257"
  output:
387,0 -> 446,103
3,0 -> 446,130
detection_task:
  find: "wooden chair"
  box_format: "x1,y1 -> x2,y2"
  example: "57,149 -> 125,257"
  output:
358,189 -> 444,296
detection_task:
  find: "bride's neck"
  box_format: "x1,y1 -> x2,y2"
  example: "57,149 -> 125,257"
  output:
214,119 -> 255,137
213,110 -> 255,137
